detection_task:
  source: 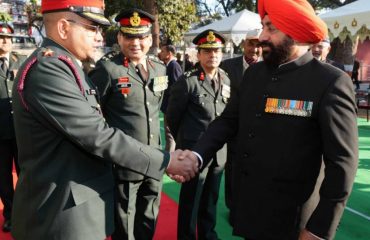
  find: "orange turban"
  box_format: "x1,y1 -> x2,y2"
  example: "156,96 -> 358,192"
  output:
258,0 -> 327,44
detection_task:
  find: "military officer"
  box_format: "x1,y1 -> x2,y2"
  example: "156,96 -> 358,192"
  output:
11,1 -> 197,240
89,8 -> 168,240
0,22 -> 25,232
166,29 -> 230,240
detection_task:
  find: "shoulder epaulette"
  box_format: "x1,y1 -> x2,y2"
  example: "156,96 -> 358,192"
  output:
184,68 -> 197,78
101,51 -> 119,62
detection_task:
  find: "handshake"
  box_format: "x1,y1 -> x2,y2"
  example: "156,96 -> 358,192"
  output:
166,149 -> 200,183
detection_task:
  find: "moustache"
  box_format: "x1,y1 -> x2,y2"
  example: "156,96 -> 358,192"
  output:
258,41 -> 274,48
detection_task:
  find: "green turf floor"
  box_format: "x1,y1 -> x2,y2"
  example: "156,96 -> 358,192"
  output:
161,117 -> 370,239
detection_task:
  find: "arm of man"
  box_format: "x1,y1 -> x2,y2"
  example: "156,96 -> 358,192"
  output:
306,72 -> 358,239
23,57 -> 196,180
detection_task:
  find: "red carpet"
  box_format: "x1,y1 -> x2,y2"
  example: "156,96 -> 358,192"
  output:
0,172 -> 177,240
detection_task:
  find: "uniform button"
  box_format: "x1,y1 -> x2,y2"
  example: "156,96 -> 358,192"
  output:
11,111 -> 13,114
146,101 -> 150,106
216,112 -> 220,116
263,94 -> 269,98
9,100 -> 12,103
8,89 -> 12,93
201,102 -> 205,106
145,86 -> 149,89
215,100 -> 219,103
97,104 -> 101,108
272,77 -> 278,81
256,113 -> 262,118
248,132 -> 255,138
150,134 -> 154,139
149,118 -> 153,122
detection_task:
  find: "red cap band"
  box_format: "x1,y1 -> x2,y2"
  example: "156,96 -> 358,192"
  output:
41,0 -> 104,13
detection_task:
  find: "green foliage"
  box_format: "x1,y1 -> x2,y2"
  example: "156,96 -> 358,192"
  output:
0,12 -> 12,22
104,0 -> 144,18
157,0 -> 197,44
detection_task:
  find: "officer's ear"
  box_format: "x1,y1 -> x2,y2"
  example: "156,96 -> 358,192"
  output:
58,19 -> 70,40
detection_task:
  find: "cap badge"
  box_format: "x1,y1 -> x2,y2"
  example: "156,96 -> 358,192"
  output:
130,12 -> 141,27
207,31 -> 216,42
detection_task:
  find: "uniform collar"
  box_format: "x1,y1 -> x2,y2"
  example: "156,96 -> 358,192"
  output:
274,51 -> 314,73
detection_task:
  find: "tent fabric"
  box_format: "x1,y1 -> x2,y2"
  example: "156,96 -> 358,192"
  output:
319,0 -> 370,42
184,9 -> 262,46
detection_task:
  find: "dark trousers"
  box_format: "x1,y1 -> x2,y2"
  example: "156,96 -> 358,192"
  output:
112,177 -> 162,240
0,138 -> 19,220
177,160 -> 224,240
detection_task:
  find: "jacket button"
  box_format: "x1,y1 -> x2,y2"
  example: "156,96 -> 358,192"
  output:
248,132 -> 255,138
216,112 -> 220,116
9,100 -> 12,103
215,100 -> 219,103
263,94 -> 269,98
272,77 -> 278,81
256,113 -> 261,118
11,111 -> 13,114
149,118 -> 153,122
146,101 -> 150,106
150,134 -> 154,139
8,89 -> 12,93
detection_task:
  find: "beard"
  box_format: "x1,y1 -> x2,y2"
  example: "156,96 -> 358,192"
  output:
260,36 -> 295,67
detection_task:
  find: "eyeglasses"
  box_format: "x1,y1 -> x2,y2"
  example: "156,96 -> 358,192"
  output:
67,19 -> 103,35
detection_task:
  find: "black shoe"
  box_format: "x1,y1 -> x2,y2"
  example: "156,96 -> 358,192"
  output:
2,219 -> 11,232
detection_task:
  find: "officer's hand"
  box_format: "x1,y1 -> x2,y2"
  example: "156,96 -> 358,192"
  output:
299,229 -> 323,240
166,149 -> 199,182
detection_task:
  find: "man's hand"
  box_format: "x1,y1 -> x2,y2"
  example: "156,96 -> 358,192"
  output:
166,149 -> 199,182
299,229 -> 323,240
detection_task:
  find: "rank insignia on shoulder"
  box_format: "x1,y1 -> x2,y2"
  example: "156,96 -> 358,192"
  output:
221,84 -> 230,98
265,98 -> 313,117
42,48 -> 54,57
117,77 -> 132,95
153,76 -> 168,92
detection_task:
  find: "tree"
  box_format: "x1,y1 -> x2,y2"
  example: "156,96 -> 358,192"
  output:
0,12 -> 12,22
157,0 -> 197,44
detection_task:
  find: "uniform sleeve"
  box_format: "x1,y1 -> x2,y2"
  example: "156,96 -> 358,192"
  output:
89,60 -> 112,106
307,73 -> 358,239
24,58 -> 169,180
166,74 -> 189,139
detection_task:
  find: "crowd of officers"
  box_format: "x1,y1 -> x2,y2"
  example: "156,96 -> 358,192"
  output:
0,0 -> 359,240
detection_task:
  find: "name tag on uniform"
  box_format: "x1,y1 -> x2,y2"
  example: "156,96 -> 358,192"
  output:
265,98 -> 313,117
221,84 -> 231,98
153,76 -> 168,92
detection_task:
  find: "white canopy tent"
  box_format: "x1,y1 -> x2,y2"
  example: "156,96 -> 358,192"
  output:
319,0 -> 370,42
184,9 -> 262,48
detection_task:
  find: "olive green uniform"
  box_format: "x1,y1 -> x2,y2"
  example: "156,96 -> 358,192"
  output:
167,66 -> 230,240
90,51 -> 167,240
11,39 -> 169,240
0,52 -> 25,223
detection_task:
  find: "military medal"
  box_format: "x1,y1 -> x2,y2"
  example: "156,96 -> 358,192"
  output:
221,84 -> 231,99
117,77 -> 132,96
265,97 -> 313,117
153,76 -> 168,92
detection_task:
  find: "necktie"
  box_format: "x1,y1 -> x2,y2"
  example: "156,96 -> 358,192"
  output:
0,57 -> 8,74
136,63 -> 148,81
211,76 -> 219,92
